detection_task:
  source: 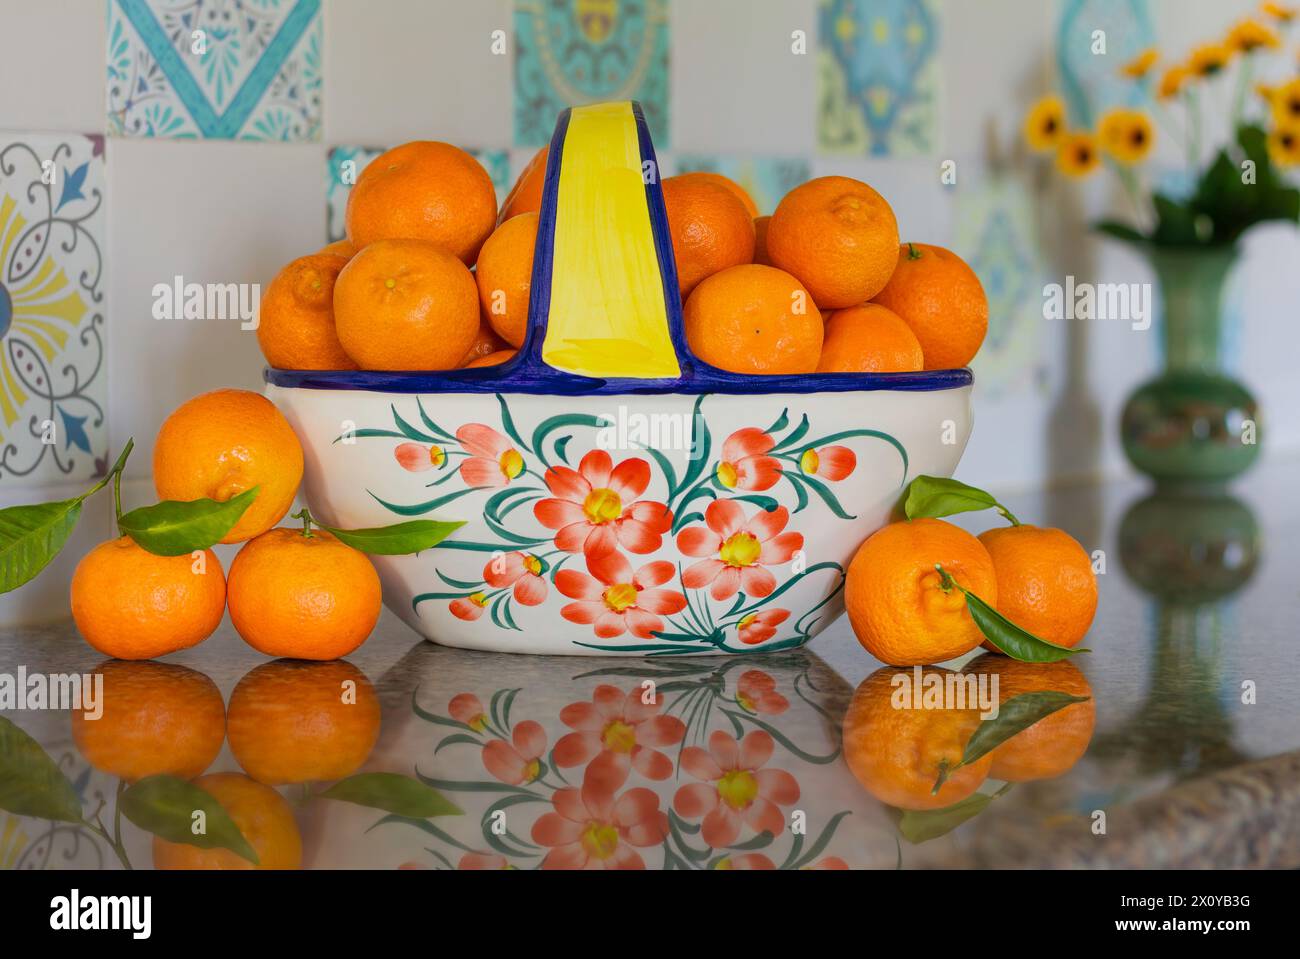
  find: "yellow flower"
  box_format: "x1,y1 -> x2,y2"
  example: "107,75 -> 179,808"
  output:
1157,65 -> 1191,100
1226,19 -> 1282,54
1056,131 -> 1102,177
1120,48 -> 1159,79
1098,108 -> 1156,164
1267,123 -> 1300,166
1187,43 -> 1231,76
1271,77 -> 1300,126
1023,95 -> 1067,152
1256,82 -> 1277,102
1260,2 -> 1295,23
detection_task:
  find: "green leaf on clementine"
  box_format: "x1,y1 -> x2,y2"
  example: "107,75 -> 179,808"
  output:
320,519 -> 465,555
118,487 -> 260,556
119,774 -> 259,865
903,475 -> 1020,525
0,717 -> 83,822
317,773 -> 461,818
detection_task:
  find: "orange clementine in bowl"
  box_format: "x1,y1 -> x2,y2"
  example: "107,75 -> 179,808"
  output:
461,316 -> 510,366
153,388 -> 304,543
318,238 -> 357,259
845,518 -> 998,666
871,242 -> 988,370
752,215 -> 772,265
465,349 -> 516,368
674,170 -> 759,218
962,654 -> 1096,782
333,238 -> 479,371
345,140 -> 496,264
71,538 -> 226,660
499,146 -> 548,223
661,174 -> 756,298
683,263 -> 822,374
817,303 -> 924,373
71,660 -> 225,781
152,772 -> 302,870
766,175 -> 899,309
256,253 -> 356,370
976,524 -> 1097,650
843,667 -> 993,810
226,660 -> 381,785
227,527 -> 382,660
475,210 -> 538,348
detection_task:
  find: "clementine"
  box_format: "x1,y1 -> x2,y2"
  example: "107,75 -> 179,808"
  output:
70,538 -> 226,660
499,146 -> 548,223
674,170 -> 759,218
765,176 -> 899,309
226,526 -> 382,660
475,211 -> 538,348
817,303 -> 924,373
661,175 -> 756,298
461,317 -> 510,366
752,215 -> 772,265
683,264 -> 822,374
844,518 -> 998,666
871,243 -> 988,370
333,238 -> 479,370
976,524 -> 1098,650
153,388 -> 304,543
318,238 -> 357,259
345,140 -> 496,264
257,253 -> 356,370
465,349 -> 516,368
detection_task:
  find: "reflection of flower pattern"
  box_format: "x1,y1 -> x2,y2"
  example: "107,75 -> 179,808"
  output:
0,135 -> 106,483
357,393 -> 906,654
673,730 -> 801,849
106,0 -> 323,141
411,658 -> 849,870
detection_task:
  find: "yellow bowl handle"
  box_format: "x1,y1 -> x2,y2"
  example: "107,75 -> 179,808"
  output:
521,101 -> 688,381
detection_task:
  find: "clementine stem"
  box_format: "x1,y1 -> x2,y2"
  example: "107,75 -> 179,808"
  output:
292,507 -> 315,538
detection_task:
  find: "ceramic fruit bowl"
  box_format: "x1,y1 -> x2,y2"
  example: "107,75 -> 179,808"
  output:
266,101 -> 973,656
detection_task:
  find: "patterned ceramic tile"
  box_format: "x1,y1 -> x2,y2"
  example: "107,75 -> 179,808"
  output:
513,0 -> 670,148
667,154 -> 813,215
818,0 -> 940,157
957,176 -> 1048,398
1056,0 -> 1154,127
326,146 -> 511,244
106,0 -> 322,140
0,134 -> 108,485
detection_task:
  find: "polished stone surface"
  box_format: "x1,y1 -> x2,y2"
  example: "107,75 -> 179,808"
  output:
3,456 -> 1297,869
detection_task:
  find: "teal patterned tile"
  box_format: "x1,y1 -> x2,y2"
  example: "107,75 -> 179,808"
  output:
514,0 -> 670,148
957,177 -> 1048,398
326,146 -> 511,244
106,0 -> 322,141
818,0 -> 940,157
0,134 -> 108,485
1056,0 -> 1154,127
668,155 -> 813,215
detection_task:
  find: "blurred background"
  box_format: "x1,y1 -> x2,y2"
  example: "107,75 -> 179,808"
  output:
1,0 -> 1297,624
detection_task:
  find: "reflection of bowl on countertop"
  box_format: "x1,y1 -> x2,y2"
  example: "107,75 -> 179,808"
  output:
267,101 -> 973,655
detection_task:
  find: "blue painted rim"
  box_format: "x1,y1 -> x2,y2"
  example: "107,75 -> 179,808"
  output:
271,100 -> 974,396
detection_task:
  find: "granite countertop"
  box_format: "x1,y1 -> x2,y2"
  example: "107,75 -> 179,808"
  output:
3,457 -> 1298,870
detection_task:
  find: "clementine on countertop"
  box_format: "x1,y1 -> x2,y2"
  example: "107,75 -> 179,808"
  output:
661,174 -> 756,298
257,253 -> 356,370
70,537 -> 226,660
226,525 -> 382,660
683,263 -> 822,375
333,238 -> 480,371
872,242 -> 988,370
153,389 -> 304,543
845,518 -> 998,666
765,175 -> 899,309
345,140 -> 496,264
977,524 -> 1098,650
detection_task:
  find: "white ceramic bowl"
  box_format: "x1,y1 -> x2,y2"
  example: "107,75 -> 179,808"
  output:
265,101 -> 975,656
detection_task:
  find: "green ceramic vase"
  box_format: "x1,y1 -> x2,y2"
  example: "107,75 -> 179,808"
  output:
1120,246 -> 1260,487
